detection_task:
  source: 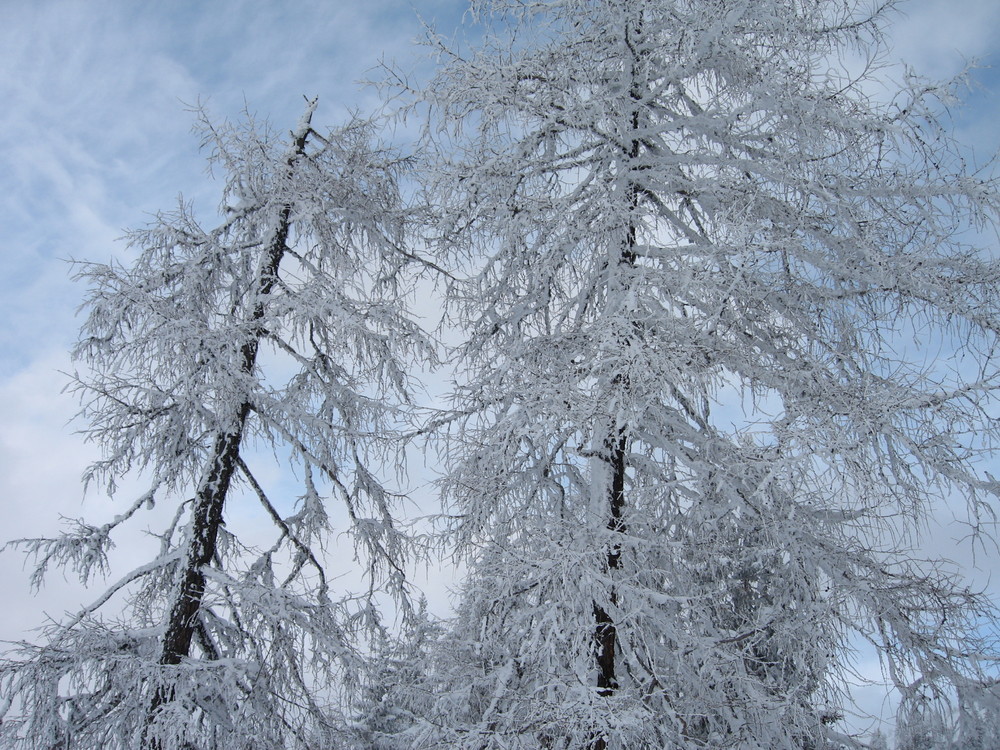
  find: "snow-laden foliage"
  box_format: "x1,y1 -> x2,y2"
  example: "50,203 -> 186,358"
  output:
0,100 -> 432,749
384,1 -> 1000,748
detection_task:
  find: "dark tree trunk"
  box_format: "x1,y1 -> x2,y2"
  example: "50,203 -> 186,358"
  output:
594,430 -> 628,699
591,430 -> 627,750
591,198 -> 636,750
144,110 -> 313,747
590,18 -> 643,750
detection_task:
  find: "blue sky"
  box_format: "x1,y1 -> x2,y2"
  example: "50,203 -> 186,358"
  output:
2,0 -> 1000,738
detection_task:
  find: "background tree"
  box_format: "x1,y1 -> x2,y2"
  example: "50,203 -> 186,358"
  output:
0,99 -> 431,749
400,0 -> 1000,747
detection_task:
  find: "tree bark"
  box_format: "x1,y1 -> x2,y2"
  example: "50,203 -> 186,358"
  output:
590,18 -> 643,750
144,104 -> 314,747
594,430 -> 627,700
591,191 -> 637,750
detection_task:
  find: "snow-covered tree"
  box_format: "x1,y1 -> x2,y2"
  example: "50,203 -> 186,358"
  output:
398,0 -> 1000,747
895,677 -> 1000,750
0,100 -> 431,749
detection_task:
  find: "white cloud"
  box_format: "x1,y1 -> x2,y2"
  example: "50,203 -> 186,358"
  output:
890,0 -> 1000,77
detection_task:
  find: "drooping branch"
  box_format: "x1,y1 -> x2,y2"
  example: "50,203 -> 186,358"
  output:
237,456 -> 329,596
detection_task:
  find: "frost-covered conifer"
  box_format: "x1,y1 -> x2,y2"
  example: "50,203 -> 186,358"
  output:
399,1 -> 1000,748
0,100 -> 431,749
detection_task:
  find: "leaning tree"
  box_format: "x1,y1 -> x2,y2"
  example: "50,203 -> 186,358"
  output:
394,0 -> 1000,748
0,100 -> 432,749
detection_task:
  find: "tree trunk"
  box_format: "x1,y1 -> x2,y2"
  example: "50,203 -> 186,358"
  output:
591,191 -> 638,750
594,430 -> 628,699
144,104 -> 314,747
591,429 -> 628,750
591,18 -> 643,749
